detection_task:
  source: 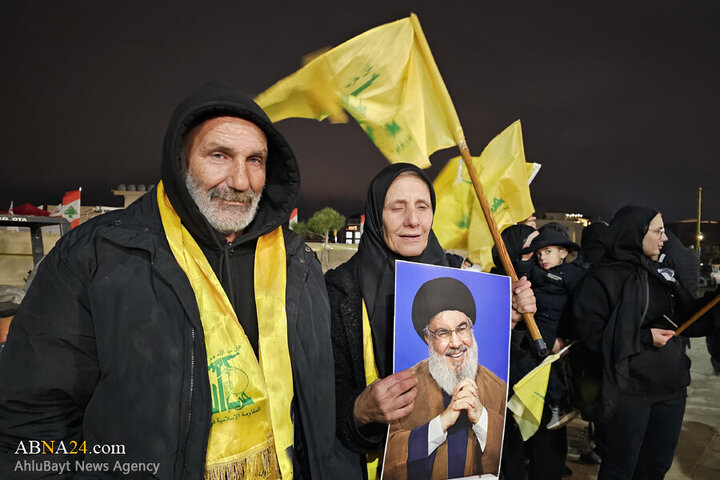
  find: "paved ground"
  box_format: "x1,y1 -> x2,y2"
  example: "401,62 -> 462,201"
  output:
565,338 -> 720,479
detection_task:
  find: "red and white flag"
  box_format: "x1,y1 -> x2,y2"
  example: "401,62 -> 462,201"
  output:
57,189 -> 81,229
289,208 -> 298,226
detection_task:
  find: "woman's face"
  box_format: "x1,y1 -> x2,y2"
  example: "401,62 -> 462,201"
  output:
642,213 -> 668,260
382,173 -> 433,257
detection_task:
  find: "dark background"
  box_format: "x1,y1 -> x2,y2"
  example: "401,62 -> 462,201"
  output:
1,0 -> 718,222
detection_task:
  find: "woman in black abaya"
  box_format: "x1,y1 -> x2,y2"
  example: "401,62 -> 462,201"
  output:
326,163 -> 535,479
572,205 -> 720,479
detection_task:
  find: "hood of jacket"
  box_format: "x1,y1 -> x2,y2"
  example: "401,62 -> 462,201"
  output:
160,81 -> 300,250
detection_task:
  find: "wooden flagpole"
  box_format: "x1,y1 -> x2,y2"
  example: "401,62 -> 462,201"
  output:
457,141 -> 548,356
674,292 -> 720,336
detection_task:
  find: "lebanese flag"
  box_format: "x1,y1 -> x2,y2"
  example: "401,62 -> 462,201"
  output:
60,189 -> 81,229
289,208 -> 298,226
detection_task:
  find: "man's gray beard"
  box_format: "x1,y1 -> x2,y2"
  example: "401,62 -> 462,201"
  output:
428,337 -> 479,396
185,173 -> 262,235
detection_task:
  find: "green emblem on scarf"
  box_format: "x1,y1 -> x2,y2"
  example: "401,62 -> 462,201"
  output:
209,352 -> 255,414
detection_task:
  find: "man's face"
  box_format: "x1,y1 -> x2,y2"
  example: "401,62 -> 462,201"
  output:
184,116 -> 268,236
425,310 -> 474,373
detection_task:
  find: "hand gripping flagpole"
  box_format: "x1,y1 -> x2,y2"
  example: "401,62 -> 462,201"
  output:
674,292 -> 720,336
458,140 -> 548,356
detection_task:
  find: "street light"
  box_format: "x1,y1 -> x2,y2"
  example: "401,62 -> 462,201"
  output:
697,232 -> 703,259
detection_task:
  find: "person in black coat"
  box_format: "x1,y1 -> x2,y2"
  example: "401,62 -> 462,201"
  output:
0,83 -> 343,479
580,221 -> 609,267
512,227 -> 587,479
572,205 -> 720,479
326,164 -> 537,480
526,228 -> 586,354
490,225 -> 543,480
493,224 -> 570,480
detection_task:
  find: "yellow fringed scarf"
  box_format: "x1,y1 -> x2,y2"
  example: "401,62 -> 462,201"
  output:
157,182 -> 294,479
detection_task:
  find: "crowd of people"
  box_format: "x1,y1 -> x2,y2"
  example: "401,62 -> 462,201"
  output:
0,83 -> 718,480
495,207 -> 720,480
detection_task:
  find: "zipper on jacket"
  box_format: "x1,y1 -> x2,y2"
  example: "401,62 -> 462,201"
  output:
180,327 -> 196,479
221,242 -> 236,310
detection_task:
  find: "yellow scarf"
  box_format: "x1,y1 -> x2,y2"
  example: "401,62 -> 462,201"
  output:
361,300 -> 381,480
157,182 -> 294,479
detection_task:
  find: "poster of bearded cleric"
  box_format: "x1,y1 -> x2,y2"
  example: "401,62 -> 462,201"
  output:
382,261 -> 511,480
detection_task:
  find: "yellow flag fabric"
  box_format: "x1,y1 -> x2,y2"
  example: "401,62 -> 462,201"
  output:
255,14 -> 464,168
507,348 -> 567,441
433,121 -> 537,270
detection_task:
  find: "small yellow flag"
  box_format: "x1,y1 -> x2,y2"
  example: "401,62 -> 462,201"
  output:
255,14 -> 464,168
507,346 -> 568,441
433,121 -> 537,269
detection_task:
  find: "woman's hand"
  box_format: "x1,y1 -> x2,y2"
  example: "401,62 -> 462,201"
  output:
650,328 -> 674,348
353,368 -> 417,427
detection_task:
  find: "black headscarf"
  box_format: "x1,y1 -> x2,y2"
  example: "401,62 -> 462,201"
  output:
491,224 -> 536,273
580,221 -> 608,266
356,163 -> 448,376
601,205 -> 659,272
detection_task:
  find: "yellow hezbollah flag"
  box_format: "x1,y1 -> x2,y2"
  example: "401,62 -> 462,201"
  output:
255,14 -> 464,168
433,121 -> 537,269
432,155 -> 474,251
507,345 -> 569,441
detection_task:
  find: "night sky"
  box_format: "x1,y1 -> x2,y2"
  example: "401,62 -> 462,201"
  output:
1,0 -> 719,223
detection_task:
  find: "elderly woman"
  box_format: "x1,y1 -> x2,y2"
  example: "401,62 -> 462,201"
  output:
325,163 -> 535,479
572,205 -> 720,479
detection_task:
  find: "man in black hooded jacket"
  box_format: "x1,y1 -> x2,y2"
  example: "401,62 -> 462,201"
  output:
0,83 -> 339,479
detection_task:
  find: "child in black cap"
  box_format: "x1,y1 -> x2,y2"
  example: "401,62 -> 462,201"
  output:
525,227 -> 586,429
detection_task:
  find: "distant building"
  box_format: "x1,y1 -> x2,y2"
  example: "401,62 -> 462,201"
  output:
537,212 -> 592,243
340,215 -> 364,244
113,184 -> 153,208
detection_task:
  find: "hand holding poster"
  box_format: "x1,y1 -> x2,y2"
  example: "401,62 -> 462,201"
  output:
383,261 -> 511,480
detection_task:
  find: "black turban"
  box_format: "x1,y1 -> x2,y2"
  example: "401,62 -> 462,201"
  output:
411,277 -> 476,339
